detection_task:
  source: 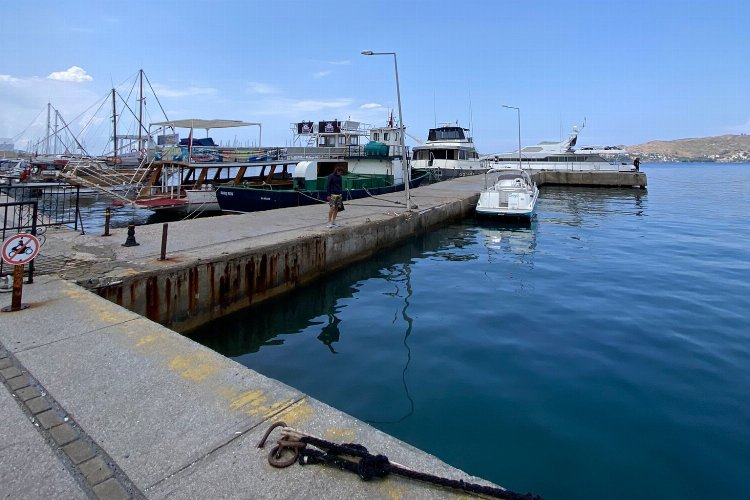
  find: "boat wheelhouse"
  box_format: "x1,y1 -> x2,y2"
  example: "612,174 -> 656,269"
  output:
410,123 -> 486,180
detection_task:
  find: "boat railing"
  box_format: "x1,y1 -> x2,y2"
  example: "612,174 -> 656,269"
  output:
285,145 -> 397,160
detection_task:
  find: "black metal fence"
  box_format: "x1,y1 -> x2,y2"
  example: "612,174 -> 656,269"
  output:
1,184 -> 81,281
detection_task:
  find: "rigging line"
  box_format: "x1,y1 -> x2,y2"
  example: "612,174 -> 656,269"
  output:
142,71 -> 171,125
77,95 -> 109,140
114,90 -> 147,134
11,106 -> 46,141
111,69 -> 140,94
56,88 -> 113,134
50,107 -> 90,156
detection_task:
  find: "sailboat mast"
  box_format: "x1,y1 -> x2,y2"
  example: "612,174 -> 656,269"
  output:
53,110 -> 59,155
46,102 -> 51,155
138,69 -> 144,152
112,89 -> 117,163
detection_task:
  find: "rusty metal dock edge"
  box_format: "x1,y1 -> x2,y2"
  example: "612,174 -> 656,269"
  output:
96,196 -> 478,333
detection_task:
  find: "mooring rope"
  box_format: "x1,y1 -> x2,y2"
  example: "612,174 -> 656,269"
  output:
257,422 -> 542,500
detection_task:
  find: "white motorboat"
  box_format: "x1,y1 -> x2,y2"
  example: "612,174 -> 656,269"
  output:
483,123 -> 636,172
411,123 -> 486,180
476,168 -> 539,218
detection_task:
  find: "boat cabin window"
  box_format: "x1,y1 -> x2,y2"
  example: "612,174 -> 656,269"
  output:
373,132 -> 379,141
384,132 -> 390,141
349,136 -> 358,145
434,149 -> 457,160
428,127 -> 465,141
412,148 -> 458,160
338,136 -> 346,145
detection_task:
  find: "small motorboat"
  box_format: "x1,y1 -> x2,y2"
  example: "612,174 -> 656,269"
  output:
476,168 -> 538,219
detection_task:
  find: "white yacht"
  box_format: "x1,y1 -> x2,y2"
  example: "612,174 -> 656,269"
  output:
411,123 -> 487,180
483,124 -> 636,172
476,168 -> 539,219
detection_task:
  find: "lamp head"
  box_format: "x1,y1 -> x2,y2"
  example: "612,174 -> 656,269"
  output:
361,50 -> 374,55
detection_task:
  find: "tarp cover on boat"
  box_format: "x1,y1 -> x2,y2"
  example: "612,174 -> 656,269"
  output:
150,119 -> 261,130
180,137 -> 216,146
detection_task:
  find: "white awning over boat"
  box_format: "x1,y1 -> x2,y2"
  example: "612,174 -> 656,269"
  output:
150,119 -> 261,130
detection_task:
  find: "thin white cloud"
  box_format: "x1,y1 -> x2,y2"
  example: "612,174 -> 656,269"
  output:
327,60 -> 350,66
360,103 -> 382,110
246,82 -> 280,95
0,75 -> 26,85
287,98 -> 352,112
47,66 -> 93,82
150,83 -> 218,98
313,71 -> 331,79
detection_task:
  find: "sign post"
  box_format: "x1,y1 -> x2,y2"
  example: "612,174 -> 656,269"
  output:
1,233 -> 40,312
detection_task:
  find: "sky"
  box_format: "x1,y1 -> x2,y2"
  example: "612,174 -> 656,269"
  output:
1,0 -> 748,155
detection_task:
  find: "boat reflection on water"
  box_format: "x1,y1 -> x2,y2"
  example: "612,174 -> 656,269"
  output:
475,218 -> 538,264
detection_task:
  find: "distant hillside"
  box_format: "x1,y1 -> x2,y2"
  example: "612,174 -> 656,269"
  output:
625,134 -> 750,163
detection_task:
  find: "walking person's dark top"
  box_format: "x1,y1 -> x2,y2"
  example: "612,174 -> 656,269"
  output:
326,167 -> 344,228
327,168 -> 343,196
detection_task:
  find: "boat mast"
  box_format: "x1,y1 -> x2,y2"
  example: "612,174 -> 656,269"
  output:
53,110 -> 59,155
138,69 -> 144,153
111,89 -> 117,163
46,102 -> 51,155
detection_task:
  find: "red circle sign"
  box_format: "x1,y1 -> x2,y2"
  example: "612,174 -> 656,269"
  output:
1,233 -> 41,265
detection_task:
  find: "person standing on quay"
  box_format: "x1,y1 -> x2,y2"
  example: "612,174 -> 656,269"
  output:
326,166 -> 344,228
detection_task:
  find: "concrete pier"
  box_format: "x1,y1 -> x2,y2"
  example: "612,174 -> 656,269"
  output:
0,175 -> 505,499
531,170 -> 647,188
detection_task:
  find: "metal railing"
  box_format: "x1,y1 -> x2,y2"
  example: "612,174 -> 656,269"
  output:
1,201 -> 39,281
1,184 -> 82,280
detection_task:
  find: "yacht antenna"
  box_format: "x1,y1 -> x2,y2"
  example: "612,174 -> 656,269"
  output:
433,91 -> 436,127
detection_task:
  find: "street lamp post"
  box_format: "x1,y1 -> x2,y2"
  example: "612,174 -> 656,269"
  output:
361,50 -> 412,210
502,104 -> 522,170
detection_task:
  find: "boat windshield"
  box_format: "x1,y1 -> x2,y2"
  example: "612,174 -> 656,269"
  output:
428,127 -> 465,141
495,173 -> 524,182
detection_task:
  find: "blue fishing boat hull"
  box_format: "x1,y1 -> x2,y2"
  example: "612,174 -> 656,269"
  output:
216,173 -> 427,213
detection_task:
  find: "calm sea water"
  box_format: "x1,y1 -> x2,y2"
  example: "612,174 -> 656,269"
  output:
187,163 -> 750,500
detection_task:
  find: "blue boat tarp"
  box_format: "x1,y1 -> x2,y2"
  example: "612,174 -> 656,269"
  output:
180,137 -> 216,146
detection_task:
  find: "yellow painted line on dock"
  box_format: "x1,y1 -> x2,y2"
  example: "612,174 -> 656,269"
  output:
168,352 -> 220,382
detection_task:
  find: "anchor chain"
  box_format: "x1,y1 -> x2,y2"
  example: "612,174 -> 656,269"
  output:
257,422 -> 542,500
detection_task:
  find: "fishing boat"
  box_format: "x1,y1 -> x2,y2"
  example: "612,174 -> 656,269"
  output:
482,122 -> 635,172
216,118 -> 427,213
134,119 -> 283,213
476,168 -> 539,219
410,123 -> 486,180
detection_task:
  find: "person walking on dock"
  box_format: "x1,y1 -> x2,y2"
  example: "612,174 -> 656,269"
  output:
326,166 -> 344,228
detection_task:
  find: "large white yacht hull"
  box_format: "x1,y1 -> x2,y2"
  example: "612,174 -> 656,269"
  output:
484,160 -> 635,172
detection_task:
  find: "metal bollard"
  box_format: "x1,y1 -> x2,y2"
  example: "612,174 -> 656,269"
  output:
1,265 -> 29,312
122,223 -> 140,247
102,207 -> 111,236
160,223 -> 168,260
